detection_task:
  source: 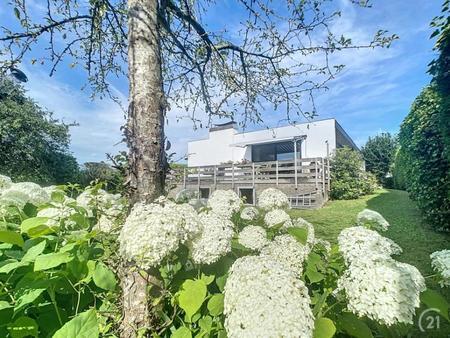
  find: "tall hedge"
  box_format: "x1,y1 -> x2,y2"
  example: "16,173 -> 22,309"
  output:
397,86 -> 450,230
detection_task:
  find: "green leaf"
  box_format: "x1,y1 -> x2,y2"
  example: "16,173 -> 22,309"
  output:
21,217 -> 48,233
313,317 -> 336,338
287,227 -> 308,245
21,217 -> 55,237
14,288 -> 46,313
215,274 -> 227,292
172,326 -> 192,338
0,301 -> 13,324
306,266 -> 325,283
178,279 -> 207,321
34,252 -> 73,271
0,260 -> 24,274
7,316 -> 38,338
0,230 -> 24,247
93,262 -> 117,291
21,240 -> 46,263
338,313 -> 373,338
52,309 -> 98,338
207,294 -> 224,316
13,7 -> 20,20
420,289 -> 450,321
198,315 -> 213,333
201,273 -> 215,285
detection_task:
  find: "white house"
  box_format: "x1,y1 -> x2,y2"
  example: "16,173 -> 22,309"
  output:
187,118 -> 357,167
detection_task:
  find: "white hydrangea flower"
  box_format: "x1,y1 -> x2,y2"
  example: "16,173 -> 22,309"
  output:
240,206 -> 259,221
188,198 -> 206,210
357,209 -> 390,231
76,188 -> 126,219
338,226 -> 402,265
189,212 -> 234,264
264,209 -> 292,228
119,201 -> 201,269
257,188 -> 290,211
207,190 -> 242,219
93,214 -> 116,233
224,255 -> 314,338
37,204 -> 77,229
430,249 -> 450,287
238,225 -> 268,251
337,258 -> 425,326
260,234 -> 308,275
0,175 -> 12,191
175,189 -> 198,203
1,182 -> 50,206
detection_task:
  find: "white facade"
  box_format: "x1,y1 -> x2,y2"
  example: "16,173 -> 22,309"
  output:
187,118 -> 357,167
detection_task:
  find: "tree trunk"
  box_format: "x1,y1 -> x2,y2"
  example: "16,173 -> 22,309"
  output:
126,0 -> 165,205
121,0 -> 165,336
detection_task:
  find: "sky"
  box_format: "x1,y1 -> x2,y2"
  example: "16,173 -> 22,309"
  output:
0,0 -> 443,164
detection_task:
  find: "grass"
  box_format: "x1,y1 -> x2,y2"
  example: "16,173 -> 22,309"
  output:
289,189 -> 450,337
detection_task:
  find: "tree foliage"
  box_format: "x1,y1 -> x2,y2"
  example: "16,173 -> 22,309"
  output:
0,78 -> 79,184
396,86 -> 450,230
361,133 -> 398,187
330,147 -> 378,200
0,0 -> 397,124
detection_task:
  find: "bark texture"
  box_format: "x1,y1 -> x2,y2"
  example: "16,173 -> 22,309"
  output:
126,0 -> 165,205
121,0 -> 165,336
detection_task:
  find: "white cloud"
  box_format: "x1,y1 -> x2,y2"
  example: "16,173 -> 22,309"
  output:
23,68 -> 127,164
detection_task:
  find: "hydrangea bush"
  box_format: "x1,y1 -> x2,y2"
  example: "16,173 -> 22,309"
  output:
0,177 -> 126,337
0,181 -> 448,338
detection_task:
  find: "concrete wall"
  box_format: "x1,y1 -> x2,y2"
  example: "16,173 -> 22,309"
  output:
188,119 -> 339,167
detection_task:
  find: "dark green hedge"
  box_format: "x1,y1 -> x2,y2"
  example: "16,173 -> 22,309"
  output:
396,86 -> 450,230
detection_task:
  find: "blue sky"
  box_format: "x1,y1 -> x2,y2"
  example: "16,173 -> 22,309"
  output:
0,0 -> 442,163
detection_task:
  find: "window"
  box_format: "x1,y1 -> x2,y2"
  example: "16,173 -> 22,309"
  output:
239,188 -> 254,205
199,188 -> 210,199
251,141 -> 298,162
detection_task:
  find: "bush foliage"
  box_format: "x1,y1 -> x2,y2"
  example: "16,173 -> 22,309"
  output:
1,178 -> 449,337
396,86 -> 450,230
330,147 -> 378,200
361,133 -> 398,187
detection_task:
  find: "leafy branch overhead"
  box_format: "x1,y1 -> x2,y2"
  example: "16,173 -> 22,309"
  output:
1,0 -> 397,125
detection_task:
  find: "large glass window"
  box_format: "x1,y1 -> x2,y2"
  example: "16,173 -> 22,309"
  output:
251,141 -> 298,162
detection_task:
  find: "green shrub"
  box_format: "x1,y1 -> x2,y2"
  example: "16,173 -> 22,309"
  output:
397,86 -> 450,230
330,147 -> 378,200
361,133 -> 398,186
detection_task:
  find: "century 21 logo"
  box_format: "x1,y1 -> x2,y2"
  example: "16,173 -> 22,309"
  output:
418,308 -> 441,332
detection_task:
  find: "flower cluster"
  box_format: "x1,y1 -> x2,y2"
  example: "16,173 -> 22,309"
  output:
224,255 -> 314,338
264,209 -> 292,228
338,226 -> 402,265
337,224 -> 425,326
119,201 -> 202,269
260,234 -> 308,275
1,181 -> 50,207
189,211 -> 235,264
430,249 -> 450,287
238,225 -> 268,251
37,196 -> 77,229
240,206 -> 259,221
357,208 -> 390,231
0,175 -> 12,191
175,189 -> 198,203
337,258 -> 425,326
257,188 -> 290,210
207,190 -> 243,219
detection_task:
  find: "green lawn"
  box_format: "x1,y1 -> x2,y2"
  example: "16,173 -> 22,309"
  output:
289,189 -> 450,337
